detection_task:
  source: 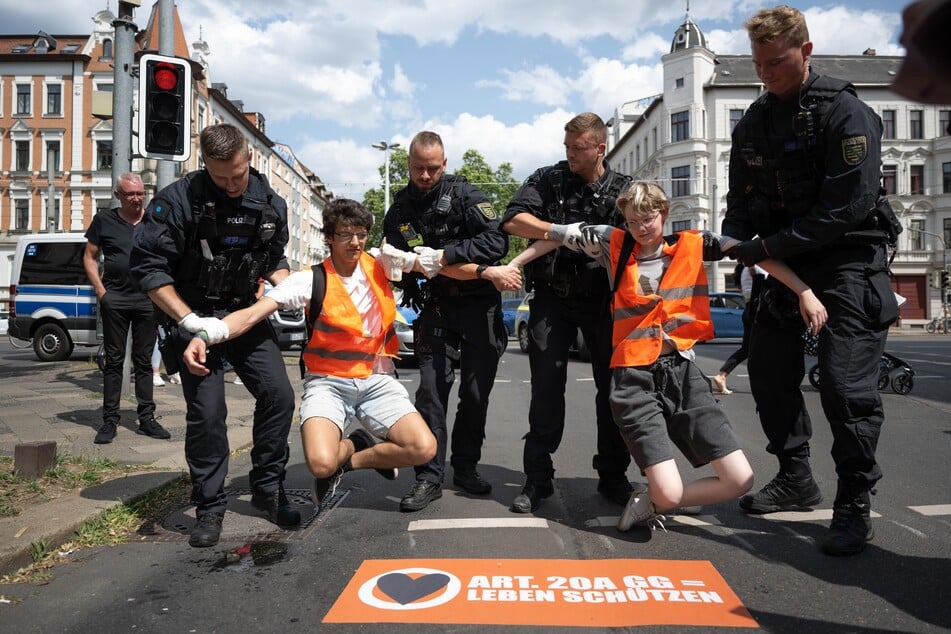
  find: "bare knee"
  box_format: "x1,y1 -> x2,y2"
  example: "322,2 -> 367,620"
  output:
306,452 -> 340,479
407,432 -> 437,465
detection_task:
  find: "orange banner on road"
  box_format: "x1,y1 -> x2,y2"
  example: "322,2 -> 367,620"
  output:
324,558 -> 757,628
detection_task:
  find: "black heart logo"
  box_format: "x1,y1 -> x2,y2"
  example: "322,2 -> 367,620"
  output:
377,572 -> 450,605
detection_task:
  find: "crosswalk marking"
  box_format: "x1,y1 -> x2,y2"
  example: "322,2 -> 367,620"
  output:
758,509 -> 882,522
909,504 -> 951,516
408,518 -> 548,531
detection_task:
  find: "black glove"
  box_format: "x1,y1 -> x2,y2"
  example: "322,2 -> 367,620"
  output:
701,231 -> 726,261
730,238 -> 768,266
401,281 -> 425,313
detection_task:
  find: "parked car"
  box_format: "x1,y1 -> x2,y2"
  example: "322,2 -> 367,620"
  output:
500,297 -> 523,337
394,304 -> 418,360
514,292 -> 589,360
708,292 -> 746,339
0,310 -> 8,336
269,307 -> 307,350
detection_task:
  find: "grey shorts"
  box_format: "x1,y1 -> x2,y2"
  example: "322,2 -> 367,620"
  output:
299,373 -> 418,440
609,354 -> 740,470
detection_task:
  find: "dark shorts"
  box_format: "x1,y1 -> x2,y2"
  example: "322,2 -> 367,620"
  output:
609,354 -> 741,470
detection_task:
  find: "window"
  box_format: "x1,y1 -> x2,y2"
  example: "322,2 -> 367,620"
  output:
671,165 -> 690,197
909,219 -> 925,250
652,127 -> 657,153
944,218 -> 951,252
909,110 -> 923,139
46,84 -> 62,115
944,162 -> 951,194
730,109 -> 744,132
910,165 -> 924,195
45,141 -> 61,172
15,141 -> 30,171
16,83 -> 31,115
17,241 -> 88,285
671,111 -> 689,142
14,200 -> 30,231
675,77 -> 684,88
635,144 -> 640,167
96,141 -> 112,170
941,110 -> 950,137
101,39 -> 113,59
882,164 -> 897,195
672,219 -> 691,232
882,110 -> 896,139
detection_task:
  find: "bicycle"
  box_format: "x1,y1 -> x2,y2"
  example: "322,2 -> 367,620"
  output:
925,316 -> 949,334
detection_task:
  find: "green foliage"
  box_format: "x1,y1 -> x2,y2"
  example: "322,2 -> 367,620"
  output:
361,146 -> 526,261
30,538 -> 54,563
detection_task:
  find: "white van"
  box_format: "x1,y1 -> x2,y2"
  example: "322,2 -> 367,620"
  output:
8,233 -> 100,361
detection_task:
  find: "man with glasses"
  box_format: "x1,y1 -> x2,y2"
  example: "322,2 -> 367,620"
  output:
84,172 -> 169,444
501,112 -> 635,514
382,130 -> 517,512
132,124 -> 300,547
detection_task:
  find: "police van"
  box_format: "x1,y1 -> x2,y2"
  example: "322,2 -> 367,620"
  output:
9,233 -> 100,361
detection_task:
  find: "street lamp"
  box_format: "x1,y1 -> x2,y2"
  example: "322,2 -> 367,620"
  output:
372,140 -> 401,210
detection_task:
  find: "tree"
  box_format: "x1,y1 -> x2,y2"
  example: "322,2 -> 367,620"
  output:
362,147 -> 526,262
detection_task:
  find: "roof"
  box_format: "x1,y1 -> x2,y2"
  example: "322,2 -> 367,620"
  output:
708,54 -> 904,88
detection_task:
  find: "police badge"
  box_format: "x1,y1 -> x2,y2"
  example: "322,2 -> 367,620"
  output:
841,136 -> 868,166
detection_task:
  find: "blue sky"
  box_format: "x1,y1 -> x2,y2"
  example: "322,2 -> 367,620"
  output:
2,1 -> 909,200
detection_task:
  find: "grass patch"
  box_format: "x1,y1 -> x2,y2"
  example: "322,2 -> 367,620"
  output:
1,474 -> 190,584
0,454 -> 148,516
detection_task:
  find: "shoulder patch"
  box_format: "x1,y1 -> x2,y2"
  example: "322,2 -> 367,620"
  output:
841,136 -> 867,166
475,201 -> 497,220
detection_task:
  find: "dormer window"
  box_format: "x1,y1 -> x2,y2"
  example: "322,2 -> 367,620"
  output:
102,38 -> 113,59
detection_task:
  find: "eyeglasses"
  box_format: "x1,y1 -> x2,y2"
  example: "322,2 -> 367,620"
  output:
118,190 -> 145,198
624,214 -> 661,229
334,231 -> 369,242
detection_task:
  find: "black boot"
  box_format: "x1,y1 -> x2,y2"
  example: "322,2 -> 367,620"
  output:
821,479 -> 874,556
739,455 -> 822,513
251,483 -> 302,528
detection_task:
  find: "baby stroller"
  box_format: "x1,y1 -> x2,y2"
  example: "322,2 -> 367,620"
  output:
803,330 -> 915,395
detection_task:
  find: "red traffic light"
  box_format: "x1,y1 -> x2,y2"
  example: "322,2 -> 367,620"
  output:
153,62 -> 179,91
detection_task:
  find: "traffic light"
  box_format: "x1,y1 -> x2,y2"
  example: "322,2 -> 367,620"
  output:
942,269 -> 950,290
137,53 -> 192,161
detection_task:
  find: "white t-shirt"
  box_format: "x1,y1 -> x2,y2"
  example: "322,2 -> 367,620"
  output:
265,267 -> 394,374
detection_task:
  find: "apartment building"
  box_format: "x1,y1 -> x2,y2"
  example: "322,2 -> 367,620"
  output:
607,14 -> 951,326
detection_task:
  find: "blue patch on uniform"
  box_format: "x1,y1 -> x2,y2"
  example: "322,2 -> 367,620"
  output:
220,236 -> 249,246
153,205 -> 163,214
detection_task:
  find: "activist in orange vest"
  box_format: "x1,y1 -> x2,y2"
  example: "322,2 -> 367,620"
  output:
301,252 -> 399,379
608,228 -> 713,368
180,199 -> 436,514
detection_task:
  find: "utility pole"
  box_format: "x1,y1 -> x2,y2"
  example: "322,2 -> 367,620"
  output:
110,1 -> 139,206
372,140 -> 401,210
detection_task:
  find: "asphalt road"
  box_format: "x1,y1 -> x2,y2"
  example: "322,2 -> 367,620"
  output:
2,335 -> 950,632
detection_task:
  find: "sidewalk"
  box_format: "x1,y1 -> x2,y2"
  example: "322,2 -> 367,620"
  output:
0,355 -> 303,576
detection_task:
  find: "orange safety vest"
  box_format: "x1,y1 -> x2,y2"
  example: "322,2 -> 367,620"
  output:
608,229 -> 713,367
301,253 -> 399,379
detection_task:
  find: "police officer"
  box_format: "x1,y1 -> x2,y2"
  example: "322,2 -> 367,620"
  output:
131,123 -> 300,547
382,131 -> 513,512
723,6 -> 899,556
501,112 -> 635,513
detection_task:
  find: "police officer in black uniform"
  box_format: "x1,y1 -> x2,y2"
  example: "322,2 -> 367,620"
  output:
723,6 -> 899,556
131,123 -> 300,547
501,112 -> 635,513
383,131 -> 510,512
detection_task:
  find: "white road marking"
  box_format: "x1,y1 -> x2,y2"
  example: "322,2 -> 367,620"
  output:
758,509 -> 882,522
909,504 -> 951,516
408,517 -> 549,531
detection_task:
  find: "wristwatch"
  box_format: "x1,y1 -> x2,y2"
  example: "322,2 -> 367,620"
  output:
476,264 -> 489,279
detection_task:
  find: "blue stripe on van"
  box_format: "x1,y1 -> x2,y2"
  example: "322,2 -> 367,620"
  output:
17,300 -> 96,317
17,285 -> 96,297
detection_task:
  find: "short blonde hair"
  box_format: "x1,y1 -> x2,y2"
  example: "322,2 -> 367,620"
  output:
564,112 -> 606,145
616,182 -> 669,218
744,5 -> 810,48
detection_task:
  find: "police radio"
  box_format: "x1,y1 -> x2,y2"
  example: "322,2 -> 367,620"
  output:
792,108 -> 815,141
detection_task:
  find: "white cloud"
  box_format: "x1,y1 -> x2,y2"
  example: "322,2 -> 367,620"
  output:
476,66 -> 574,107
576,58 -> 664,118
621,33 -> 671,62
802,7 -> 903,56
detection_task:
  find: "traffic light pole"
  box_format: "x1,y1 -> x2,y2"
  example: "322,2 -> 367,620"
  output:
155,0 -> 176,191
111,2 -> 138,207
908,225 -> 949,326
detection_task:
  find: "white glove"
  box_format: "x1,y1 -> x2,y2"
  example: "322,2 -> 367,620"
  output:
548,222 -> 584,251
177,312 -> 203,333
413,246 -> 445,278
368,246 -> 381,259
381,242 -> 418,273
196,317 -> 230,345
577,224 -> 611,258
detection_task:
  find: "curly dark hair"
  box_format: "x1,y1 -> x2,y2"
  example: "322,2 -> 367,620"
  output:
321,198 -> 373,242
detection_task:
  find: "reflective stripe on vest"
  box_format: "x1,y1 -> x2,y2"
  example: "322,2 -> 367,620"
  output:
302,252 -> 399,378
608,229 -> 713,367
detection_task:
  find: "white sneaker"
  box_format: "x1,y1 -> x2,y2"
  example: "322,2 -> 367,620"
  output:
167,373 -> 181,385
152,374 -> 165,386
233,375 -> 243,385
617,489 -> 654,531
